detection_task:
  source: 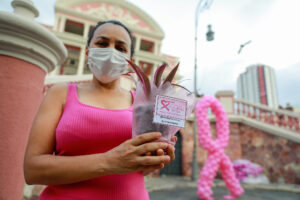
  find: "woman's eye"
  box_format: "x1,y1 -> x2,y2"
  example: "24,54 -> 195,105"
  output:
116,46 -> 127,52
96,42 -> 107,47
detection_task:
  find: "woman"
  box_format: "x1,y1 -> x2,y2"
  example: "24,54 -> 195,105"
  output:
24,20 -> 176,199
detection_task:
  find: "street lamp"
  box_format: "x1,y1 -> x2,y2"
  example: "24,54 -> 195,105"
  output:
192,0 -> 214,181
206,24 -> 215,41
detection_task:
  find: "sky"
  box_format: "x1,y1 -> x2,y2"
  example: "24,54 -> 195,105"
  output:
1,0 -> 299,107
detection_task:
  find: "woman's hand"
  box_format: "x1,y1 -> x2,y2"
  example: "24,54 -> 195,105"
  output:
142,135 -> 178,176
103,132 -> 171,175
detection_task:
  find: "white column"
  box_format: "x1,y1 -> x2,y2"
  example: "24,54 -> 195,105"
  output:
135,36 -> 141,52
53,14 -> 59,31
154,41 -> 158,55
134,58 -> 140,66
150,63 -> 159,79
156,42 -> 161,55
83,22 -> 90,38
59,16 -> 66,32
77,46 -> 86,75
154,62 -> 159,72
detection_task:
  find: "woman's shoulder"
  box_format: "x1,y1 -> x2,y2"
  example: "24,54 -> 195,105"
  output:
46,83 -> 68,95
44,83 -> 69,105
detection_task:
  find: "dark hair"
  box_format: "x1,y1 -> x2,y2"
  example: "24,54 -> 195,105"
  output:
87,20 -> 135,57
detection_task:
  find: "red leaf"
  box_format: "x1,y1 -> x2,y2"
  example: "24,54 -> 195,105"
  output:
171,83 -> 193,95
153,63 -> 167,87
126,60 -> 151,97
162,62 -> 179,85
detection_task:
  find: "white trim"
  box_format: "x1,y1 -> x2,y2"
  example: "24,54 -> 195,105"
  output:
0,11 -> 67,73
135,51 -> 165,63
45,74 -> 93,84
12,0 -> 39,19
55,0 -> 165,39
52,31 -> 85,48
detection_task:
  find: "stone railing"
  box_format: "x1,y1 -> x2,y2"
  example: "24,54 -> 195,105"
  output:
234,99 -> 300,133
43,74 -> 135,94
43,74 -> 93,94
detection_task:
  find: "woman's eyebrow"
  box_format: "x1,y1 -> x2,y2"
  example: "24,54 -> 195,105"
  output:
116,40 -> 128,47
96,36 -> 128,47
96,36 -> 109,40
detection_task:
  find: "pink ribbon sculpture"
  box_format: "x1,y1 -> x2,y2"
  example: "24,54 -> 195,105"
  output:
195,96 -> 244,200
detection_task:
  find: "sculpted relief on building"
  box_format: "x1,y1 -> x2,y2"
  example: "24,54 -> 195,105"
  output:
70,2 -> 153,32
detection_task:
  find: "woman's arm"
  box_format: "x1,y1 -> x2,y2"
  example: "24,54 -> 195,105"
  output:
24,84 -> 170,185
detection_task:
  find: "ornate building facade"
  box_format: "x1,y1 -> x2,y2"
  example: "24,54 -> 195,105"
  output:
45,0 -> 179,82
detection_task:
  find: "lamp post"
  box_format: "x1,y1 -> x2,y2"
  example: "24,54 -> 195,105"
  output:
192,0 -> 214,181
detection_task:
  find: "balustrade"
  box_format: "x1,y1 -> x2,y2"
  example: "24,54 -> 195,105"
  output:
234,99 -> 300,133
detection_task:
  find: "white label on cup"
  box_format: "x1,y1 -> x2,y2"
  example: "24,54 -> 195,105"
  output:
153,95 -> 187,128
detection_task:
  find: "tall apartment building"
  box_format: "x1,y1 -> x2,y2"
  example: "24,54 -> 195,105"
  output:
237,64 -> 278,108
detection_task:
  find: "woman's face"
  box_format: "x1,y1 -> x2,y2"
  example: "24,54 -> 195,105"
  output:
89,23 -> 131,57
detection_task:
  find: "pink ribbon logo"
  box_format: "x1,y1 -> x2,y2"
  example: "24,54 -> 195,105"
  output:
160,100 -> 170,111
195,96 -> 244,200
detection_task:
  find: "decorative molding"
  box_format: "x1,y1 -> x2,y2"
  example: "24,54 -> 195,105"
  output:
55,0 -> 164,39
134,50 -> 165,63
11,0 -> 39,19
72,2 -> 152,32
0,11 -> 67,73
52,30 -> 87,46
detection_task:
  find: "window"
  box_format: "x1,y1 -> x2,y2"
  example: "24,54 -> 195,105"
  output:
70,59 -> 75,65
64,19 -> 84,36
61,45 -> 80,75
139,61 -> 153,75
140,39 -> 154,53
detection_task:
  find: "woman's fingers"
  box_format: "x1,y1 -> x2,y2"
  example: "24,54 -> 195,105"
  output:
136,142 -> 167,155
145,152 -> 151,156
142,150 -> 165,176
156,149 -> 164,156
165,144 -> 175,166
171,136 -> 178,143
138,155 -> 170,166
130,132 -> 161,146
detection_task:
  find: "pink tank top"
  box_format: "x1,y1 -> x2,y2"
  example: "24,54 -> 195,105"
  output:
39,83 -> 149,200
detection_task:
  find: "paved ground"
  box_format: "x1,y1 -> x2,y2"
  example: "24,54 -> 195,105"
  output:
145,176 -> 300,200
149,186 -> 300,200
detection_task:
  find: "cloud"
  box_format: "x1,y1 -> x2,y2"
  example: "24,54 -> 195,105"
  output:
0,0 -> 14,12
276,62 -> 300,107
0,0 -> 56,25
32,0 -> 56,25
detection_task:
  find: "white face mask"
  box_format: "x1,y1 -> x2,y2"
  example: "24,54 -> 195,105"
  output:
87,48 -> 130,83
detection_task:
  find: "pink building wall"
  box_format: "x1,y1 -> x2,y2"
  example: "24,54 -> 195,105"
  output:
0,55 -> 45,199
